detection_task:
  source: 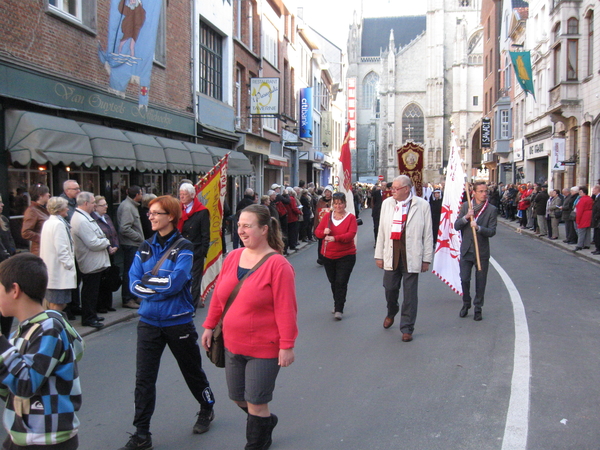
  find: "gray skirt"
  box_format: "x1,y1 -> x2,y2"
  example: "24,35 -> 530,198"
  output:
45,289 -> 72,305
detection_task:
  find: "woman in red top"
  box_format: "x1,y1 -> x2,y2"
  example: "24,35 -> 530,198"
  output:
314,192 -> 358,320
201,204 -> 297,450
574,185 -> 594,251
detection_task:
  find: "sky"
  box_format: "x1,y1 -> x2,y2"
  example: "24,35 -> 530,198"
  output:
299,0 -> 428,48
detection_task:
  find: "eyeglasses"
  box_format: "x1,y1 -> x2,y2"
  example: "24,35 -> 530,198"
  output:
147,211 -> 169,218
97,203 -> 108,207
392,185 -> 408,192
68,187 -> 81,191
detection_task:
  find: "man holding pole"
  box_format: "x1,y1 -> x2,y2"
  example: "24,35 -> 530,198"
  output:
454,181 -> 497,321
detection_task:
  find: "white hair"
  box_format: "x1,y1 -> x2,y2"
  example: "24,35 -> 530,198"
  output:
180,183 -> 196,197
570,186 -> 579,193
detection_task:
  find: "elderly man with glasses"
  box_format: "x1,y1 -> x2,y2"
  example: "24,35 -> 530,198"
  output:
374,175 -> 433,342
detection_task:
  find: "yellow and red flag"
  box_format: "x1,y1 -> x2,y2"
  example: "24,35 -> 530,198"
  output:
196,152 -> 229,301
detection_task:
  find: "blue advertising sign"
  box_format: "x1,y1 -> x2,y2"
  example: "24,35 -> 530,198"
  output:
299,87 -> 313,139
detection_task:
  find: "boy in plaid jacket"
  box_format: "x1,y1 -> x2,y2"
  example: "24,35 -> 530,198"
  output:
0,253 -> 84,450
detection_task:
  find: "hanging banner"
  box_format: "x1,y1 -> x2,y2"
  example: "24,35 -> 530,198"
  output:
551,137 -> 566,172
481,118 -> 491,148
250,78 -> 280,115
299,87 -> 313,138
98,0 -> 163,108
509,51 -> 536,99
397,142 -> 424,197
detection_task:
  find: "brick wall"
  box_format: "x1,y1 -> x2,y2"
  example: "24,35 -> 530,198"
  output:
0,0 -> 192,113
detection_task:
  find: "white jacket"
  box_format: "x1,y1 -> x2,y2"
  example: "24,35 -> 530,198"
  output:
71,208 -> 110,274
374,195 -> 433,273
39,215 -> 77,290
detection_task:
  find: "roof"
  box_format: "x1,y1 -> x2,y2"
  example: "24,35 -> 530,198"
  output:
361,16 -> 426,57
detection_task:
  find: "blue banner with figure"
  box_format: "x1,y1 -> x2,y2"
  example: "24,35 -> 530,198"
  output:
299,87 -> 313,139
98,0 -> 162,108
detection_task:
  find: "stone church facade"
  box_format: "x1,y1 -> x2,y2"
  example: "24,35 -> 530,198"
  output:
347,1 -> 484,184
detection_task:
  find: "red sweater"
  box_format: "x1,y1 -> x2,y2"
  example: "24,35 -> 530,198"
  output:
203,249 -> 298,358
314,212 -> 357,259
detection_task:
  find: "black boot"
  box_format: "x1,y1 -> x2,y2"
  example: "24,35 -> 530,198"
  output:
245,414 -> 277,450
459,303 -> 470,318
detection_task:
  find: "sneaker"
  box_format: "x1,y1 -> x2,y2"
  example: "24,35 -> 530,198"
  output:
334,312 -> 343,321
119,433 -> 153,450
193,409 -> 214,434
123,300 -> 140,309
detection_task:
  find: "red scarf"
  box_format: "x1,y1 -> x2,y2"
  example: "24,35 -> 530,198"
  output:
177,198 -> 206,232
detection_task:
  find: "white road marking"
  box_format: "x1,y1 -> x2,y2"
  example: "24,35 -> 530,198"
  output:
491,257 -> 530,450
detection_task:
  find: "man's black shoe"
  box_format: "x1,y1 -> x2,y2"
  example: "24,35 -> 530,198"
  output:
95,316 -> 105,322
193,409 -> 214,434
473,311 -> 482,321
82,320 -> 104,329
459,305 -> 470,318
119,432 -> 153,450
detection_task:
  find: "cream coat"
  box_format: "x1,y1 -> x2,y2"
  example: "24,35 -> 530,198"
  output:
39,215 -> 77,289
71,208 -> 111,274
374,195 -> 433,272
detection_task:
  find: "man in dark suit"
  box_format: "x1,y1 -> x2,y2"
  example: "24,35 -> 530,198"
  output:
592,185 -> 600,255
454,181 -> 498,321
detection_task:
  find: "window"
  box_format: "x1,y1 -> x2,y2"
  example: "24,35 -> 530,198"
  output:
567,18 -> 579,34
235,0 -> 242,39
199,19 -> 223,100
473,96 -> 479,106
459,0 -> 471,6
588,12 -> 594,77
553,43 -> 562,85
500,109 -> 510,139
235,67 -> 242,128
154,1 -> 166,66
262,19 -> 278,67
248,1 -> 254,51
505,56 -> 511,89
46,0 -> 96,32
362,72 -> 379,109
49,0 -> 81,20
402,104 -> 424,143
567,39 -> 578,80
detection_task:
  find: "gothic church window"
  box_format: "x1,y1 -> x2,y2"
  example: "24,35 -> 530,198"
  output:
402,104 -> 424,143
362,72 -> 379,109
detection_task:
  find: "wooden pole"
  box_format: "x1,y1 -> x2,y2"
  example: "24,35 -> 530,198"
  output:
464,182 -> 482,271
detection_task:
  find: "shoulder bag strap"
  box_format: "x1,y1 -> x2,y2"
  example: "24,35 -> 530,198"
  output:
217,251 -> 278,326
151,237 -> 186,276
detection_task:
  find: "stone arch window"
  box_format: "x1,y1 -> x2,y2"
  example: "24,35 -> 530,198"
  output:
361,72 -> 379,109
402,103 -> 424,143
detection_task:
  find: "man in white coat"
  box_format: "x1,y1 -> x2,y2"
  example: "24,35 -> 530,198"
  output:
374,175 -> 433,342
71,192 -> 116,328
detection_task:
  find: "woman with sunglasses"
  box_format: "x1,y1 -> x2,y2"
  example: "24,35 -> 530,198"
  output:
314,192 -> 357,320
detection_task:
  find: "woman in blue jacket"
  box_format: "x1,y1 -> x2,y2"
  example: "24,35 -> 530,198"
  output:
119,195 -> 215,450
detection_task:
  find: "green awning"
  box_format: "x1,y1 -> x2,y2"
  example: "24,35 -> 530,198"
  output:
78,122 -> 136,171
182,142 -> 215,173
205,146 -> 254,176
154,137 -> 194,174
5,109 -> 93,167
123,131 -> 167,173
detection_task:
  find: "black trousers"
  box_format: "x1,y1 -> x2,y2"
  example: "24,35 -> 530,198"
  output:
460,253 -> 490,310
81,271 -> 102,324
134,321 -> 215,434
191,255 -> 205,308
565,219 -> 577,243
322,254 -> 356,313
287,221 -> 299,249
121,245 -> 138,304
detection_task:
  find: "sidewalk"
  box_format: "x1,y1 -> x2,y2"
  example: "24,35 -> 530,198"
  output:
72,233 -> 315,338
498,216 -> 600,265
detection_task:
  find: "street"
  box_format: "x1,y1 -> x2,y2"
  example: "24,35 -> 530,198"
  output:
4,212 -> 600,450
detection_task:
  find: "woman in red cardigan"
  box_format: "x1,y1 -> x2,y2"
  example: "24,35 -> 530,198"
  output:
314,192 -> 357,320
201,204 -> 297,450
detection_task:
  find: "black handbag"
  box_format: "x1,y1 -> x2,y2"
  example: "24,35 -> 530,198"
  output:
207,252 -> 277,367
101,264 -> 122,293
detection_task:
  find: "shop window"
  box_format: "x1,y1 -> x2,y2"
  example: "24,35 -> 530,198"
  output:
112,173 -> 131,206
143,174 -> 163,196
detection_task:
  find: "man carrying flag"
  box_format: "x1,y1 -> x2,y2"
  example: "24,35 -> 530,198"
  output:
454,180 -> 497,321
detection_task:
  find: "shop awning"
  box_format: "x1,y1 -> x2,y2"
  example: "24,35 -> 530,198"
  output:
78,122 -> 136,171
154,137 -> 193,174
5,109 -> 93,167
182,142 -> 215,173
123,131 -> 167,172
205,146 -> 254,176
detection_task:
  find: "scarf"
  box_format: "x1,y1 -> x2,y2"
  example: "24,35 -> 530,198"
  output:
472,199 -> 488,223
390,193 -> 412,240
177,198 -> 206,232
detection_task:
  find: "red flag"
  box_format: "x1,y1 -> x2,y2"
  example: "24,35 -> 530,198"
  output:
337,124 -> 355,217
